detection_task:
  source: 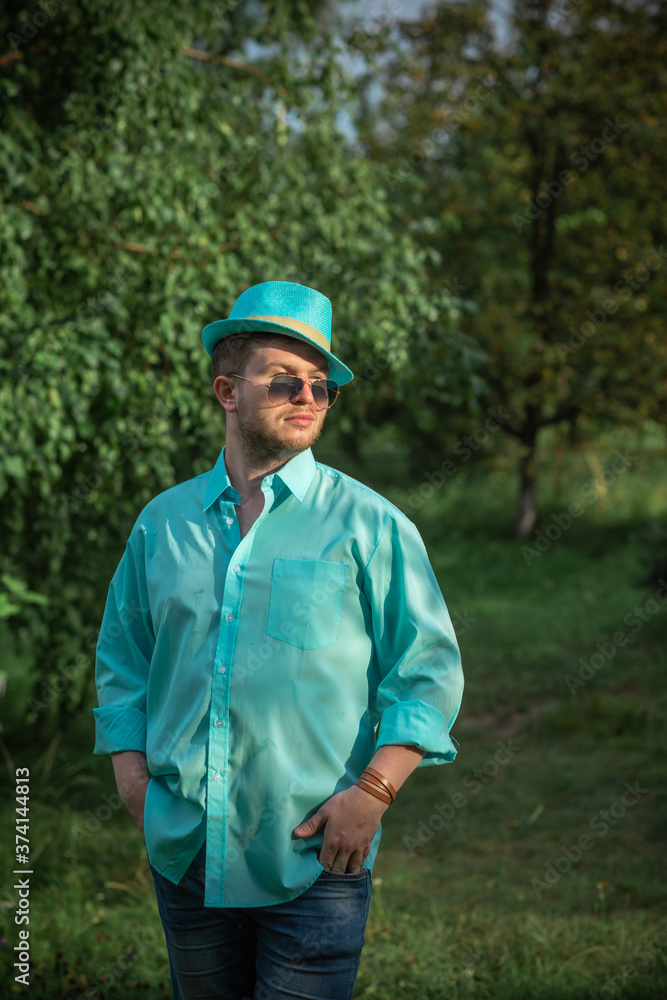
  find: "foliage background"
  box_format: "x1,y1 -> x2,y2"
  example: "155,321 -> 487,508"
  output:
0,0 -> 477,743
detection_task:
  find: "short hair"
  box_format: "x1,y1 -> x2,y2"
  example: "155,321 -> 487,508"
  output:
211,332 -> 328,380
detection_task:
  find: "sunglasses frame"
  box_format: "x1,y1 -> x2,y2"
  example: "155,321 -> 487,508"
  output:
227,373 -> 340,410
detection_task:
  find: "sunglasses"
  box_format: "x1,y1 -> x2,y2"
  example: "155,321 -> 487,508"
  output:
228,373 -> 340,410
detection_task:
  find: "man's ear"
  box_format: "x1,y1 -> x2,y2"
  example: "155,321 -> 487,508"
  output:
213,375 -> 238,413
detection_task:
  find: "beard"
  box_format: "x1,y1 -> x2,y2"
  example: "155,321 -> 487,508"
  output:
233,396 -> 325,466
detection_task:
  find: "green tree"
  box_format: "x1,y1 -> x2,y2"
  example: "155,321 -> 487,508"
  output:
0,0 -> 477,739
351,0 -> 667,535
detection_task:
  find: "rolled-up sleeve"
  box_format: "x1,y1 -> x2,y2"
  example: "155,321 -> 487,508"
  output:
365,515 -> 463,766
93,530 -> 155,755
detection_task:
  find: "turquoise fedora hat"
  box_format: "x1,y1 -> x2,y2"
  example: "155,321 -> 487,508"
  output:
201,280 -> 354,385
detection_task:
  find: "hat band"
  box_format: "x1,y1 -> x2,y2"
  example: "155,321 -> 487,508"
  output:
247,315 -> 330,353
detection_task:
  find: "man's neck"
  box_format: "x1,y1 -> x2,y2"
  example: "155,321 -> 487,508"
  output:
223,441 -> 296,505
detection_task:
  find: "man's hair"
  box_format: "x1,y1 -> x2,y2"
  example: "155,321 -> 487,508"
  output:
211,332 -> 327,379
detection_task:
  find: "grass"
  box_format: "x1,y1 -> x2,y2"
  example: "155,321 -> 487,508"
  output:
1,436 -> 666,998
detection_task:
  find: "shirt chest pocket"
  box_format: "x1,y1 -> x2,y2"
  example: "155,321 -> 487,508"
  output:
266,558 -> 349,650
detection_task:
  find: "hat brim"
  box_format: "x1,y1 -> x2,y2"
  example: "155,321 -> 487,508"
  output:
202,318 -> 354,385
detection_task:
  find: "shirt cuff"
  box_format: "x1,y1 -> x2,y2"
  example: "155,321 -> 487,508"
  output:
376,700 -> 458,765
93,706 -> 147,755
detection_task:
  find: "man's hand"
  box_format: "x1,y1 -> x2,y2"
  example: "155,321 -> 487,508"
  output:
111,751 -> 150,836
293,784 -> 389,873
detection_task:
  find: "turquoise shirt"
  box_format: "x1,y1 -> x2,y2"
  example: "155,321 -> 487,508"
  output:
93,447 -> 463,907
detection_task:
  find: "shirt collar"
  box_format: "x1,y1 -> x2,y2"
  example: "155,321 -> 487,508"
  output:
203,446 -> 316,511
273,447 -> 316,502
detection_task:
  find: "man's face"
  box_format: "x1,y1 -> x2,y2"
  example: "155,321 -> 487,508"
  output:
230,339 -> 330,465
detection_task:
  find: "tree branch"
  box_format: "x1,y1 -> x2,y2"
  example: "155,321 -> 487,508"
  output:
18,199 -> 46,216
0,50 -> 24,67
181,47 -> 286,96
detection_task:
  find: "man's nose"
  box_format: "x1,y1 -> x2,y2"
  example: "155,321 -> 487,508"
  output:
293,380 -> 316,404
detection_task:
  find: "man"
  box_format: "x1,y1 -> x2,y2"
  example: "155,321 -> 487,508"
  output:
93,279 -> 463,1000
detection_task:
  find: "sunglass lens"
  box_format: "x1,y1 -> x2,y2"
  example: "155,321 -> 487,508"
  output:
311,383 -> 329,409
269,376 -> 298,405
269,375 -> 339,409
317,380 -> 339,409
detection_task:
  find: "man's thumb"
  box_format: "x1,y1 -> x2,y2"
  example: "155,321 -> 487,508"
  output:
293,811 -> 324,838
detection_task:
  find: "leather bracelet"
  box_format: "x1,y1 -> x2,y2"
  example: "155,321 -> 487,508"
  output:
355,777 -> 392,804
359,771 -> 394,802
362,767 -> 397,802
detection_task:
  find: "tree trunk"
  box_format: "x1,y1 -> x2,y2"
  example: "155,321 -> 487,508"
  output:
516,440 -> 538,539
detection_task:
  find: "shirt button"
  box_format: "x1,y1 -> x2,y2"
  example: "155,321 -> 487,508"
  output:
226,613 -> 234,622
213,772 -> 221,781
215,718 -> 224,727
233,565 -> 241,573
218,666 -> 226,674
225,517 -> 234,525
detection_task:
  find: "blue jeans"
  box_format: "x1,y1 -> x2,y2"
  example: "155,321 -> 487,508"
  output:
149,843 -> 372,1000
